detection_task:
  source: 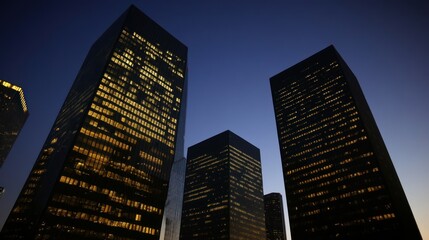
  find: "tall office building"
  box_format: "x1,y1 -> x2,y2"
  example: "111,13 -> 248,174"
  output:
1,5 -> 187,240
270,45 -> 421,239
180,131 -> 266,240
264,193 -> 287,240
0,80 -> 28,168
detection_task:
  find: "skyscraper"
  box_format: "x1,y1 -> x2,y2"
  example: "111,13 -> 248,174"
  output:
1,5 -> 187,240
180,130 -> 266,240
264,193 -> 287,240
0,80 -> 28,168
270,45 -> 421,239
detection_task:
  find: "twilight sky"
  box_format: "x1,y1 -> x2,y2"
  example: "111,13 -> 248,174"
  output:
1,1 -> 428,239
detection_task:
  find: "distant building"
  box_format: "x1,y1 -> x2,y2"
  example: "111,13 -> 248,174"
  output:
180,131 -> 266,240
1,5 -> 187,239
270,45 -> 422,239
0,80 -> 28,168
264,193 -> 287,240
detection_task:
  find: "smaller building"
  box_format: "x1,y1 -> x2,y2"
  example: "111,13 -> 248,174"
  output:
180,130 -> 266,240
0,80 -> 28,168
264,193 -> 287,240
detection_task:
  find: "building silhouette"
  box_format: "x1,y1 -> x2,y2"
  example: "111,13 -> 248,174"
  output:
180,131 -> 266,240
1,5 -> 187,239
0,80 -> 28,168
270,45 -> 421,239
264,193 -> 287,240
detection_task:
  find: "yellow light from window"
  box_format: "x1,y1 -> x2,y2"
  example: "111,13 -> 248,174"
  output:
1,80 -> 11,88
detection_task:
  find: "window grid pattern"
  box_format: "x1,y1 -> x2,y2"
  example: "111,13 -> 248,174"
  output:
264,193 -> 287,240
0,80 -> 29,167
181,132 -> 265,240
2,8 -> 187,238
271,50 -> 400,239
35,28 -> 185,239
181,148 -> 230,239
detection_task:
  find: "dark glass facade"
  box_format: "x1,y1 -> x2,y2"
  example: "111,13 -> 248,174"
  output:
270,45 -> 421,239
0,80 -> 28,168
264,193 -> 287,240
180,131 -> 266,240
1,5 -> 187,240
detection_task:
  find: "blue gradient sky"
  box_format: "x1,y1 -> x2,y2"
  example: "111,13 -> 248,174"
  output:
1,1 -> 428,239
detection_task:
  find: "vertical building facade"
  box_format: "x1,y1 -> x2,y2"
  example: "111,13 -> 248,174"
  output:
180,131 -> 266,240
1,5 -> 187,240
160,73 -> 187,240
264,193 -> 287,240
270,45 -> 421,239
0,80 -> 28,168
160,157 -> 187,240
